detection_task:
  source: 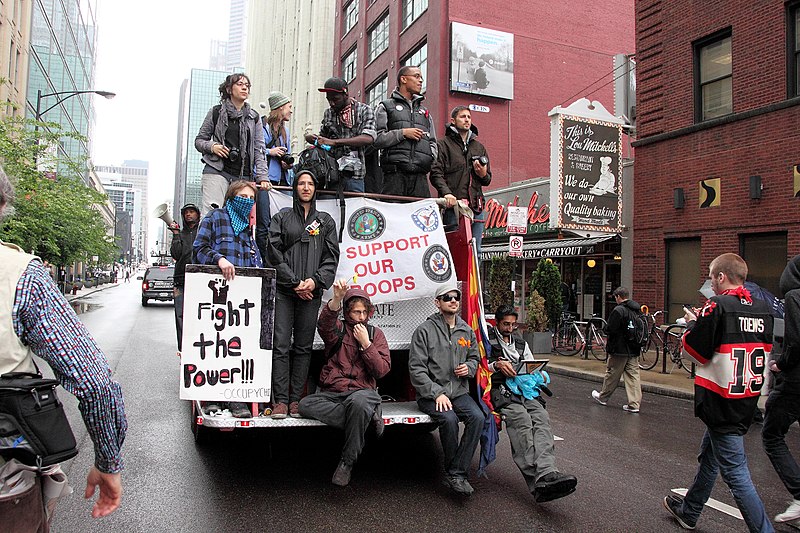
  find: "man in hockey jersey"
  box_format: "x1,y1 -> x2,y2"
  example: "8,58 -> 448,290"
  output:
663,253 -> 774,532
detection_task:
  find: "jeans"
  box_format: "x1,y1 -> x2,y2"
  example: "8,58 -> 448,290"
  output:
255,188 -> 271,260
272,291 -> 322,404
298,389 -> 381,465
202,167 -> 252,215
344,177 -> 364,193
381,170 -> 430,198
418,394 -> 484,478
173,286 -> 185,351
502,398 -> 557,493
443,208 -> 485,257
762,390 -> 800,500
681,429 -> 773,532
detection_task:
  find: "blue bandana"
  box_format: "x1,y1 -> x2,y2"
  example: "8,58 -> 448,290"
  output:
226,195 -> 255,236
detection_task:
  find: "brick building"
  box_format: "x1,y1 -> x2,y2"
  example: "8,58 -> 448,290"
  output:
331,0 -> 634,188
633,0 -> 800,321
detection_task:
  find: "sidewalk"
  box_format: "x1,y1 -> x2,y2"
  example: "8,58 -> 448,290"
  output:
536,350 -> 696,400
66,280 -> 121,302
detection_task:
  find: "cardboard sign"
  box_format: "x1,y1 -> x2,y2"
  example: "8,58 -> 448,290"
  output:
180,265 -> 276,402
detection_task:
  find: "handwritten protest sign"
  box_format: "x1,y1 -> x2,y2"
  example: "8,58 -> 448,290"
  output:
180,265 -> 276,401
269,193 -> 454,303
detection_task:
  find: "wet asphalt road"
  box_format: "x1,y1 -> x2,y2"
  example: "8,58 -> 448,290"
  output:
49,282 -> 800,533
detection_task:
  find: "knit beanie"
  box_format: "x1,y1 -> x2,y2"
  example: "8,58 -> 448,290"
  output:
268,91 -> 291,110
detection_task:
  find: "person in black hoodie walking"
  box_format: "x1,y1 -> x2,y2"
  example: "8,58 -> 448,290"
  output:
266,170 -> 339,419
763,254 -> 800,524
169,203 -> 201,353
591,286 -> 642,413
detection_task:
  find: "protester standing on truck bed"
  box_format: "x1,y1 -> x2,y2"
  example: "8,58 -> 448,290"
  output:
266,170 -> 339,419
299,279 -> 390,486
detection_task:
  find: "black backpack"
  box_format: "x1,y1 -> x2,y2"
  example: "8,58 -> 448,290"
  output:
294,146 -> 340,191
625,308 -> 649,349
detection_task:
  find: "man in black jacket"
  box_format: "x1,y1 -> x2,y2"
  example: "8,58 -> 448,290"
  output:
373,65 -> 437,198
763,254 -> 800,524
591,286 -> 642,413
169,203 -> 200,352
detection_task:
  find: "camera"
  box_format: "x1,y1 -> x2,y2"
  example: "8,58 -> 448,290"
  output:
470,155 -> 489,166
279,153 -> 294,165
227,147 -> 240,163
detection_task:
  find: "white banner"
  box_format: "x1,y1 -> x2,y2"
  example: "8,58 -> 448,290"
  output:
269,192 -> 454,303
180,266 -> 276,402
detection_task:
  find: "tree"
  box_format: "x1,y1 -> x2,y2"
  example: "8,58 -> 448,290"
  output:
488,255 -> 515,313
530,258 -> 563,331
0,113 -> 116,266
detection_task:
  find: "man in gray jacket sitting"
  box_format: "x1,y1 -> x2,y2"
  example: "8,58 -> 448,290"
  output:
409,284 -> 484,496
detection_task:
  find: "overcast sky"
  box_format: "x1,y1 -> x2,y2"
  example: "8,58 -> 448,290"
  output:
92,0 -> 229,250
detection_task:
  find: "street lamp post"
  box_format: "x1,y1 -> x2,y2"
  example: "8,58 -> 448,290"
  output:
34,89 -> 116,131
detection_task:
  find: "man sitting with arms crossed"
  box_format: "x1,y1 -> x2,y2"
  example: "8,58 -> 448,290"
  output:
299,278 -> 390,486
488,305 -> 577,503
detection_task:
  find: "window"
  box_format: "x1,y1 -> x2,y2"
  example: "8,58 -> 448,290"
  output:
342,47 -> 357,83
741,232 -> 787,296
694,31 -> 732,121
367,76 -> 388,109
402,0 -> 427,30
402,42 -> 427,92
343,0 -> 358,35
790,2 -> 800,97
368,14 -> 389,63
666,239 -> 701,323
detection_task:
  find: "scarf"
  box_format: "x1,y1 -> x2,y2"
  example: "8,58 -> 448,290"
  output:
338,98 -> 354,129
226,196 -> 255,236
721,286 -> 752,303
214,99 -> 252,177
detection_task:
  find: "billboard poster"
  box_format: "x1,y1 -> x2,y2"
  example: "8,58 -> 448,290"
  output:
449,22 -> 514,100
551,111 -> 623,232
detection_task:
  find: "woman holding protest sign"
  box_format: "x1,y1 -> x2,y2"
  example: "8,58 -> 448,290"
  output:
192,179 -> 262,418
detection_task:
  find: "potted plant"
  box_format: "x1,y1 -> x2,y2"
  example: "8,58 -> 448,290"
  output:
526,258 -> 563,353
523,289 -> 553,354
487,256 -> 515,314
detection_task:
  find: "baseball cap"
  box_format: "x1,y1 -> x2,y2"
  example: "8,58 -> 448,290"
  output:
435,284 -> 461,299
180,203 -> 200,214
318,77 -> 348,94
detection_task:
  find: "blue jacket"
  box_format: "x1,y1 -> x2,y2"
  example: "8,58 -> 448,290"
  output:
263,124 -> 292,185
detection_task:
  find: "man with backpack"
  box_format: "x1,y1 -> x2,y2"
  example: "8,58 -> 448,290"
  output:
298,279 -> 390,486
591,286 -> 643,413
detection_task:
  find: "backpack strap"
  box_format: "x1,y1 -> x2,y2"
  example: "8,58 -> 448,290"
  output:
212,104 -> 221,128
329,323 -> 375,357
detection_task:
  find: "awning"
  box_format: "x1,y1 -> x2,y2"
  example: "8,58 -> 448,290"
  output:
479,235 -> 616,261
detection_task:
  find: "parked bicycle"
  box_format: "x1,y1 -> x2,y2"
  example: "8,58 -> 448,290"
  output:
552,312 -> 608,360
636,309 -> 691,373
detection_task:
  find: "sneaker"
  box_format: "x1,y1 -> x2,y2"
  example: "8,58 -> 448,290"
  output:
229,402 -> 251,419
591,390 -> 607,406
443,476 -> 474,496
372,404 -> 385,439
623,404 -> 640,413
663,495 -> 696,530
289,401 -> 301,418
204,403 -> 222,415
776,499 -> 800,523
533,472 -> 578,503
271,403 -> 288,419
331,461 -> 353,487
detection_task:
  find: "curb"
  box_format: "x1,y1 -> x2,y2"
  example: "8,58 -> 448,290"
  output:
546,364 -> 695,401
67,283 -> 119,302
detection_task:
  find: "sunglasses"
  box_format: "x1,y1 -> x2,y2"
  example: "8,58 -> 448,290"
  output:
438,293 -> 460,303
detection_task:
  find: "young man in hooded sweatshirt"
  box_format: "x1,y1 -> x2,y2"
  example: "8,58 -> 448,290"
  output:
763,254 -> 800,525
409,284 -> 484,496
299,279 -> 390,486
266,170 -> 339,419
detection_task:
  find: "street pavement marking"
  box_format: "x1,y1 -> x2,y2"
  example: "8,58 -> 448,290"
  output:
671,488 -> 743,520
554,435 -> 563,441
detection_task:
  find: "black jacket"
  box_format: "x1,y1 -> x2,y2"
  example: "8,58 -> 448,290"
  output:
169,216 -> 199,287
430,124 -> 491,212
776,255 -> 800,391
376,90 -> 435,173
605,299 -> 641,357
266,177 -> 339,297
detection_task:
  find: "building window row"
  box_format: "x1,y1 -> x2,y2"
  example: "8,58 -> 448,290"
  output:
342,47 -> 358,83
368,13 -> 389,63
791,2 -> 800,97
367,75 -> 388,108
402,42 -> 428,92
343,0 -> 358,35
402,0 -> 427,31
694,31 -> 732,122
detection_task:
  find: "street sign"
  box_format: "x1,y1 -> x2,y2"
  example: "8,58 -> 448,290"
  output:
469,104 -> 490,113
506,206 -> 528,234
509,235 -> 523,257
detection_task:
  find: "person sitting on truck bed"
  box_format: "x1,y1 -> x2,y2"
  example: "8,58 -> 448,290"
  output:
298,279 -> 390,486
488,305 -> 578,503
409,283 -> 484,496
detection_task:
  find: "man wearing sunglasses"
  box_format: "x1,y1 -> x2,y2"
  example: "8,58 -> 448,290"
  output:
409,284 -> 484,495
